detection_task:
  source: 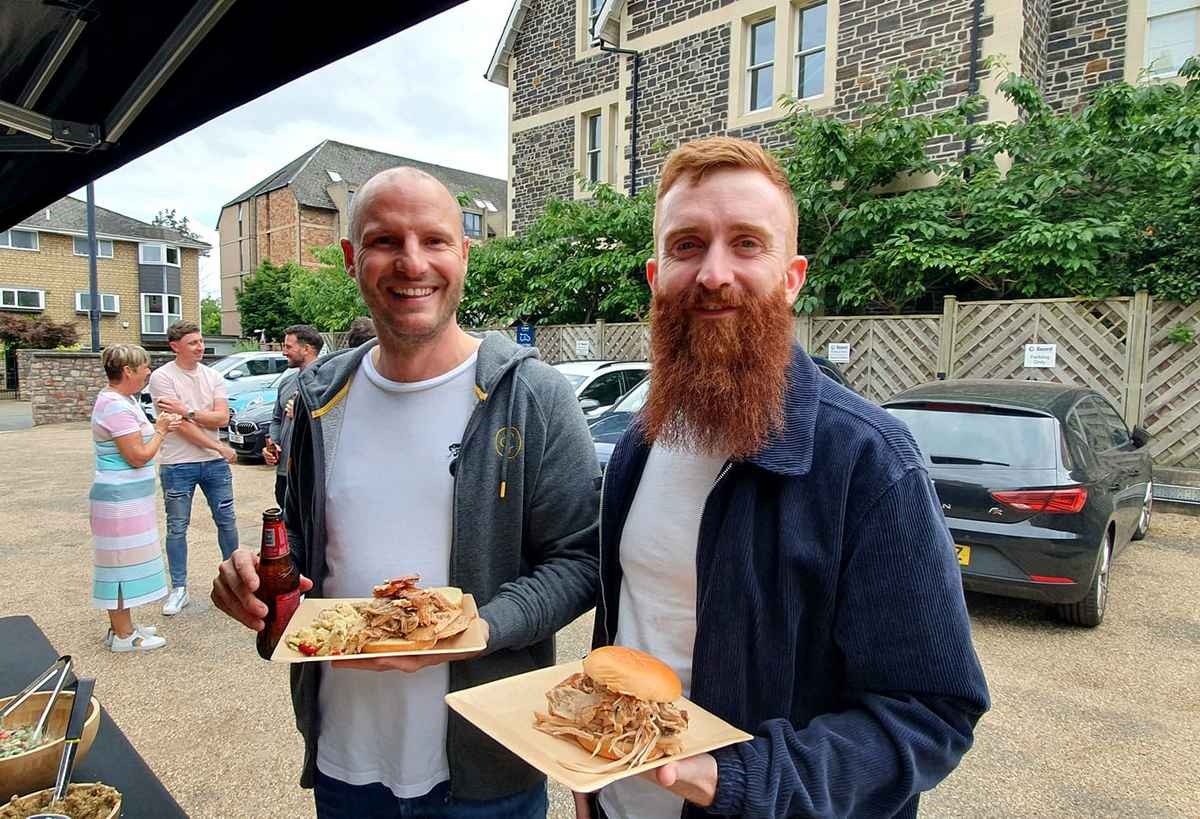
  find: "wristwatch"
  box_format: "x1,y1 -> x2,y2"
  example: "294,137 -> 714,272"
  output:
187,410 -> 196,421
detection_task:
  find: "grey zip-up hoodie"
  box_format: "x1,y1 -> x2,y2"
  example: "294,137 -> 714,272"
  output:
283,332 -> 600,800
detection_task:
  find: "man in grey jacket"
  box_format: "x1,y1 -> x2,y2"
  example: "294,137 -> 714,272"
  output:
212,167 -> 600,818
263,323 -> 323,508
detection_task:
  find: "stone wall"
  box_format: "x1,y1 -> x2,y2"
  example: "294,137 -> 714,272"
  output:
626,0 -> 734,40
1043,0 -> 1127,112
1022,0 -> 1052,92
511,118 -> 576,232
511,0 -> 620,120
17,350 -> 219,425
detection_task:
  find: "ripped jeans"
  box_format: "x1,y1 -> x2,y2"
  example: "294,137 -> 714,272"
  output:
161,459 -> 239,588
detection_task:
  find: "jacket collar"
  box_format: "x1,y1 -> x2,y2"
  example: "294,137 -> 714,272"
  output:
744,345 -> 820,477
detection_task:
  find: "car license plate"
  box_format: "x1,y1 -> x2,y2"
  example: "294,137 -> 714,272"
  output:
228,431 -> 244,444
954,545 -> 971,566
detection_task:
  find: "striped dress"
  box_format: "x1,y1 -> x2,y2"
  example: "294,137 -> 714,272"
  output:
89,388 -> 169,610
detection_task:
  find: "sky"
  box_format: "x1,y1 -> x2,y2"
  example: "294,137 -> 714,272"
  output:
74,0 -> 512,301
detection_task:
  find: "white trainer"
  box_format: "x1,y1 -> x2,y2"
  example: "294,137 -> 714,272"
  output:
110,630 -> 167,653
162,587 -> 190,616
104,624 -> 158,647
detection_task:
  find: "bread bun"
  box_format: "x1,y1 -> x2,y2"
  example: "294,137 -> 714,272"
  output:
573,733 -> 669,763
582,646 -> 682,702
361,637 -> 438,653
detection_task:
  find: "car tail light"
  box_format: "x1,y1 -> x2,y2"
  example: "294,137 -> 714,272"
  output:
1028,575 -> 1076,584
990,487 -> 1088,514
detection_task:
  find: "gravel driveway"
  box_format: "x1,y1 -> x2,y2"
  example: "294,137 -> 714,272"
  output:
0,422 -> 1195,817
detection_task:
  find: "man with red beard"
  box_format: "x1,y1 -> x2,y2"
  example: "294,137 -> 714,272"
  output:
582,137 -> 989,819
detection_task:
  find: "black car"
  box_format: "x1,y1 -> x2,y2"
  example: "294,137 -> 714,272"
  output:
883,380 -> 1153,627
589,355 -> 850,470
227,399 -> 273,461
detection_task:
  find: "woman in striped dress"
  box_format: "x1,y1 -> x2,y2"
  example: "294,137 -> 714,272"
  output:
91,345 -> 182,652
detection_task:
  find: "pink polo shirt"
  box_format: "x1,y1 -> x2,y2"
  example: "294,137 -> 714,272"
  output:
148,360 -> 227,465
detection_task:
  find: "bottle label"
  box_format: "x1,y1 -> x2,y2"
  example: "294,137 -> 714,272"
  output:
261,524 -> 289,559
269,588 -> 302,648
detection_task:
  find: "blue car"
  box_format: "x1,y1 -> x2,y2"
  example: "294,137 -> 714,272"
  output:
226,368 -> 295,436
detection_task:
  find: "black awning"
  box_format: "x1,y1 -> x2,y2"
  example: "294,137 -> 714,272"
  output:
0,0 -> 465,229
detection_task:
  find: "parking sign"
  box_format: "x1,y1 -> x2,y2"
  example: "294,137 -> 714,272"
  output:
516,324 -> 535,346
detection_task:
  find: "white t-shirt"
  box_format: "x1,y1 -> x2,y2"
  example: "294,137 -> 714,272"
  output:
316,348 -> 478,798
599,444 -> 727,819
147,361 -> 226,464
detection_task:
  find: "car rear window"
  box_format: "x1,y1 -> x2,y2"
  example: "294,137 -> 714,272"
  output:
886,404 -> 1060,468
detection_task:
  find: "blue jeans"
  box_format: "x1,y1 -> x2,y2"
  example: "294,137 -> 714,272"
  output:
314,771 -> 548,819
161,459 -> 238,587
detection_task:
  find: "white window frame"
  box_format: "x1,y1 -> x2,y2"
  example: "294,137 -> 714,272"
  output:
139,242 -> 180,266
75,292 -> 121,314
586,112 -> 604,184
747,16 -> 777,113
0,286 -> 45,311
141,292 -> 182,334
794,2 -> 828,100
1145,0 -> 1200,77
0,229 -> 39,252
462,211 -> 483,239
72,237 -> 114,258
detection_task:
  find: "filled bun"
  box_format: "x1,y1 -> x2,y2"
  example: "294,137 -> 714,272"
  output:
583,646 -> 682,702
361,637 -> 438,653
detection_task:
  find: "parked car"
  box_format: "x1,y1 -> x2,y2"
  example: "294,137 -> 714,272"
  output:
883,380 -> 1153,627
228,367 -> 293,416
553,360 -> 650,418
227,369 -> 296,459
587,356 -> 850,470
139,350 -> 289,425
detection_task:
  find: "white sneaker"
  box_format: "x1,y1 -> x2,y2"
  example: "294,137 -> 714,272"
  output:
104,624 -> 158,647
110,630 -> 167,653
162,587 -> 189,616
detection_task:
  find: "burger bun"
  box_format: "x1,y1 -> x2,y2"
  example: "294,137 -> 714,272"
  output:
582,646 -> 682,703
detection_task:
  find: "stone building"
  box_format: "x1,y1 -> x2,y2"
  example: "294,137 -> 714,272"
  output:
489,0 -> 1195,233
216,139 -> 508,335
0,196 -> 207,365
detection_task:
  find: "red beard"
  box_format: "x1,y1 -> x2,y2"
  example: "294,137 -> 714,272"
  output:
642,282 -> 795,459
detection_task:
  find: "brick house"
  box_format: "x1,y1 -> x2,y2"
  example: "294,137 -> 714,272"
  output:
0,196 -> 208,362
216,139 -> 509,336
489,0 -> 1197,233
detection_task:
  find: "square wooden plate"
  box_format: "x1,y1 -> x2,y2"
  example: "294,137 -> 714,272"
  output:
445,660 -> 753,793
270,594 -> 485,663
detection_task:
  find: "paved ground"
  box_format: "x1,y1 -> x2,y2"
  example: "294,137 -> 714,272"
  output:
0,422 -> 1196,817
0,400 -> 32,431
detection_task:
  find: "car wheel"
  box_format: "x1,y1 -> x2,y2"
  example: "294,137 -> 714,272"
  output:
1132,481 -> 1152,541
1056,531 -> 1111,628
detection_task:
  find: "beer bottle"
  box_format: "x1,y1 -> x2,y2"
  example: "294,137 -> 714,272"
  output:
255,507 -> 301,660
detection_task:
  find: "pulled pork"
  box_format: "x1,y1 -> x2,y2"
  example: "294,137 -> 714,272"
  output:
534,673 -> 689,772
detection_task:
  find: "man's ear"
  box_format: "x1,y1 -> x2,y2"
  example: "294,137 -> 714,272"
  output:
646,257 -> 658,292
341,239 -> 356,279
784,255 -> 808,305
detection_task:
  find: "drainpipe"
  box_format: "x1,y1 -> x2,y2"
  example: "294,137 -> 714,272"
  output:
86,182 -> 100,351
963,0 -> 984,163
595,38 -> 641,197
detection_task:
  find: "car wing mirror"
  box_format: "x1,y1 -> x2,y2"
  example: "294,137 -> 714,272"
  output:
227,369 -> 244,380
579,398 -> 601,413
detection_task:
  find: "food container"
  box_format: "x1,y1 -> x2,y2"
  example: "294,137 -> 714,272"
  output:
0,692 -> 101,802
0,782 -> 121,819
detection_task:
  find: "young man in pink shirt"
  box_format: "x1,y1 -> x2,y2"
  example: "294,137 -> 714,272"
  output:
149,321 -> 239,615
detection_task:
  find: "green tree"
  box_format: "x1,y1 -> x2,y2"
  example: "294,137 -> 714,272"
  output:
151,208 -> 201,241
236,261 -> 303,341
462,183 -> 654,326
776,58 -> 1200,312
288,244 -> 368,331
200,297 -> 222,335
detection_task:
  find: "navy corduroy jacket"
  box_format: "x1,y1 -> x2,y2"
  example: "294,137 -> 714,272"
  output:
593,346 -> 990,818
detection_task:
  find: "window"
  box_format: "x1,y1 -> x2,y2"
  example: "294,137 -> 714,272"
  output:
1073,398 -> 1123,452
1093,398 -> 1132,449
72,237 -> 114,258
75,292 -> 120,314
886,407 -> 1061,469
0,287 -> 44,311
586,112 -> 603,183
463,211 -> 483,239
1146,0 -> 1199,76
141,293 -> 182,334
140,243 -> 180,266
747,18 -> 776,112
589,0 -> 603,37
580,371 -> 628,408
236,203 -> 243,238
0,229 -> 38,251
795,2 -> 828,99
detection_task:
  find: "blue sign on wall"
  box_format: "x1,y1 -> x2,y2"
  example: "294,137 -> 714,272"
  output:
516,324 -> 535,346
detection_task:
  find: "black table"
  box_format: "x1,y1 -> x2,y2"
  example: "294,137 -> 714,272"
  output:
0,615 -> 187,818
